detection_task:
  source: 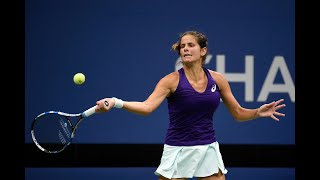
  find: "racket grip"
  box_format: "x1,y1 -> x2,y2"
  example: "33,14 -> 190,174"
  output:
82,106 -> 97,117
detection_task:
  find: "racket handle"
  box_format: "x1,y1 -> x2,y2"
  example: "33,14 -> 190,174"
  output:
82,106 -> 97,117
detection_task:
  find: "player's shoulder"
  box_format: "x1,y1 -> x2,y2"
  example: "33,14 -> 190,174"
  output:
162,71 -> 179,82
158,71 -> 179,88
163,70 -> 179,79
206,69 -> 227,82
207,69 -> 223,77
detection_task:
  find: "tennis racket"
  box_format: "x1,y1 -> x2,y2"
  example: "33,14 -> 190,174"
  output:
30,101 -> 109,153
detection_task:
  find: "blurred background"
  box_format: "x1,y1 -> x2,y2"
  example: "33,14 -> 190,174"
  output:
25,0 -> 295,179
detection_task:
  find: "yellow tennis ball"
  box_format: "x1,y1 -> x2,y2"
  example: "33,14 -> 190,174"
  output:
73,73 -> 85,85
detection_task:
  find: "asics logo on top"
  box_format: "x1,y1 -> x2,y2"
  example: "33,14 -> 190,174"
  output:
211,84 -> 216,92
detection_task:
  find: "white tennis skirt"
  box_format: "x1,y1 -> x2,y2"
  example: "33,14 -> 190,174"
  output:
154,141 -> 228,179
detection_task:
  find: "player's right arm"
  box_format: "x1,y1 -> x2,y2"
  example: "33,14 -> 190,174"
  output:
96,72 -> 179,116
123,72 -> 178,115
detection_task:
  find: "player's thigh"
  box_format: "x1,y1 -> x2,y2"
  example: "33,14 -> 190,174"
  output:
158,176 -> 188,180
197,170 -> 226,180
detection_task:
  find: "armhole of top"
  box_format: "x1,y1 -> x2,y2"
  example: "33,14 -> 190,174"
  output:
169,69 -> 183,97
204,68 -> 221,92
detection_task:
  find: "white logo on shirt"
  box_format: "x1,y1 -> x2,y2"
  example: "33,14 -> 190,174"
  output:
211,84 -> 216,92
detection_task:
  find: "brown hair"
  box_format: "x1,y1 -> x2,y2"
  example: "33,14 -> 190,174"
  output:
171,31 -> 208,63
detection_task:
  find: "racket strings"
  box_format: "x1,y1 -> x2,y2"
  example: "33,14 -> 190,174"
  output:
32,113 -> 73,153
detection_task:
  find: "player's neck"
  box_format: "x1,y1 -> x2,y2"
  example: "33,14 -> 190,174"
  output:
183,66 -> 205,82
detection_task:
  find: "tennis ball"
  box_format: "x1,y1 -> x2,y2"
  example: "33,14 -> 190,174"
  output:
73,73 -> 85,85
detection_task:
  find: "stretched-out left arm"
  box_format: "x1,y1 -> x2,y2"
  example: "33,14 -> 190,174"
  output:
211,70 -> 286,122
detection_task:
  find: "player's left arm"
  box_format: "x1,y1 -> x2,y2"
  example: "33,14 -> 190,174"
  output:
210,70 -> 285,122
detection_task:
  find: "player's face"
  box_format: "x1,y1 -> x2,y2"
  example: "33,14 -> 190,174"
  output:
179,35 -> 203,64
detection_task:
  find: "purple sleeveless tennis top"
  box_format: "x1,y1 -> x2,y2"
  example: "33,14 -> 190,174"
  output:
164,67 -> 221,146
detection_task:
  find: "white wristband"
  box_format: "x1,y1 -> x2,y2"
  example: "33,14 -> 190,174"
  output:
112,97 -> 124,108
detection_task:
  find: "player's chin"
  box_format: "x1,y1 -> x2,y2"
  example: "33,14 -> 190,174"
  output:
182,56 -> 191,61
182,59 -> 197,65
182,57 -> 197,63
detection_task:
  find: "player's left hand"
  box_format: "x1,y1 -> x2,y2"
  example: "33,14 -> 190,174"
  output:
257,99 -> 286,121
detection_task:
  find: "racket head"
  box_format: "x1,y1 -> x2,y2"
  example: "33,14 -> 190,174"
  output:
30,111 -> 78,153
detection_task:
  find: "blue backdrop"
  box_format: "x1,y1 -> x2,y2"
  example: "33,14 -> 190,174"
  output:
26,168 -> 295,180
25,0 -> 295,145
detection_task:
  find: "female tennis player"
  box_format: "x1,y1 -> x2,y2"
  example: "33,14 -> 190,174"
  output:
94,30 -> 286,180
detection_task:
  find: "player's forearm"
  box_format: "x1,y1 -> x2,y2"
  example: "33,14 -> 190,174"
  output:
233,107 -> 259,122
122,101 -> 153,116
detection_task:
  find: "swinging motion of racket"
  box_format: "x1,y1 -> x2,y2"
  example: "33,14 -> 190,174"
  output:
30,101 -> 109,153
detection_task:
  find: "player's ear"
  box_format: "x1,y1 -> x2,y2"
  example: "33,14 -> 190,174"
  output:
200,47 -> 207,57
